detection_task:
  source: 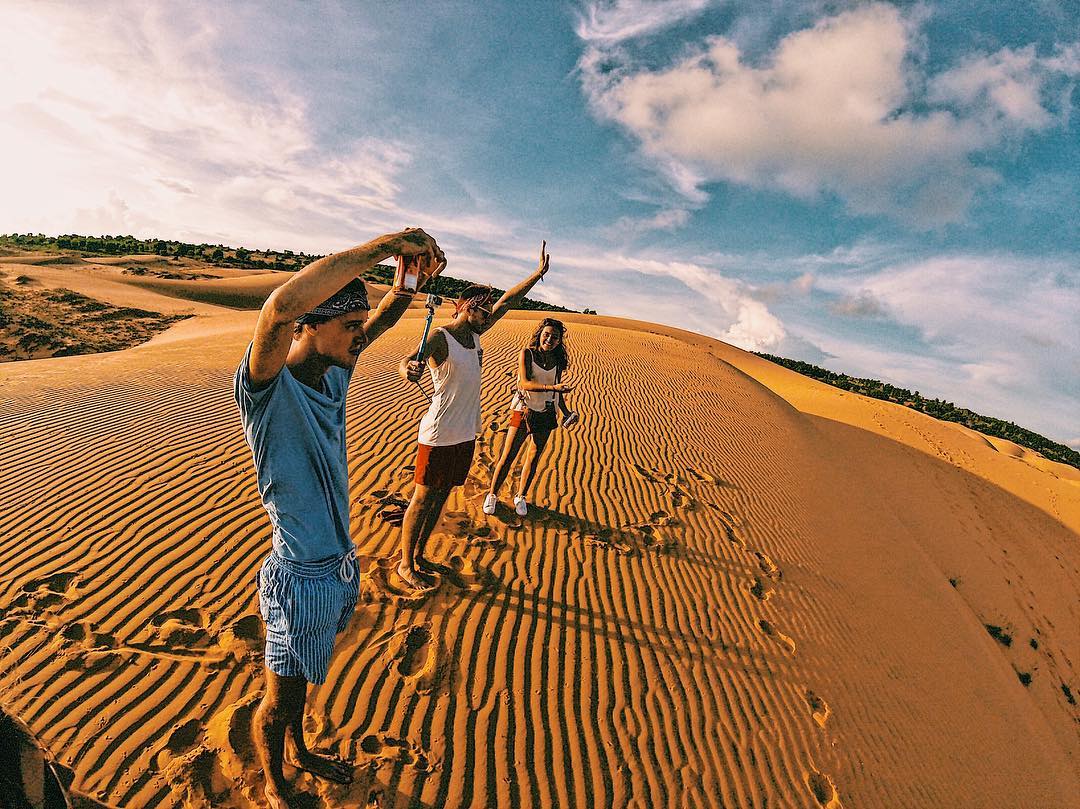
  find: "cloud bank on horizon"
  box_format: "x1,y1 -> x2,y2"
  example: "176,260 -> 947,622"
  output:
0,1 -> 1077,445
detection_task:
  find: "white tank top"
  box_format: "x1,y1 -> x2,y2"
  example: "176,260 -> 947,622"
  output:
417,327 -> 483,447
521,353 -> 557,412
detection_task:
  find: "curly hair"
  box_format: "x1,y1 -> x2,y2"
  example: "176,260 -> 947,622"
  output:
525,318 -> 569,371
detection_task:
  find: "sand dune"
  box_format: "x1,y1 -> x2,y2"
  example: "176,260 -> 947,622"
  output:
0,275 -> 1078,808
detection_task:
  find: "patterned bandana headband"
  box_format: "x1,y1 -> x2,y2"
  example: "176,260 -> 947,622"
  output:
295,278 -> 370,324
455,289 -> 495,315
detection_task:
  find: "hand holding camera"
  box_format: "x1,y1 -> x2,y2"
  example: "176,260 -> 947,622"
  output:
389,228 -> 446,293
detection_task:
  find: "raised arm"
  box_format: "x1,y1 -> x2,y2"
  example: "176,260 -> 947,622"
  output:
363,255 -> 446,348
480,241 -> 551,334
249,228 -> 443,387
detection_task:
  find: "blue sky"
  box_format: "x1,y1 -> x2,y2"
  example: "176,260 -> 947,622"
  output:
2,1 -> 1077,445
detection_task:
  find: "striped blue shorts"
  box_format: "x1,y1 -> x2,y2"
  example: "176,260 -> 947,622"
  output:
257,550 -> 359,684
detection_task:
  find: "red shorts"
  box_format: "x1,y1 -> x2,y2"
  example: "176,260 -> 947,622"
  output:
509,409 -> 526,429
414,440 -> 475,488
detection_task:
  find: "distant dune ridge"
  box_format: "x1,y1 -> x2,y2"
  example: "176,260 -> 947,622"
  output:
0,253 -> 1078,808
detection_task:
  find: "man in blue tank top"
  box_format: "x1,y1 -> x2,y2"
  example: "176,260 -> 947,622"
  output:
235,228 -> 444,808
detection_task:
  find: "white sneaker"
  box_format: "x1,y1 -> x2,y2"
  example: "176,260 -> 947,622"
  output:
514,496 -> 528,516
482,493 -> 497,515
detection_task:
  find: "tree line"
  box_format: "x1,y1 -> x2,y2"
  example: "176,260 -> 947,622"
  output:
1,233 -> 319,271
0,233 -> 574,313
754,352 -> 1080,471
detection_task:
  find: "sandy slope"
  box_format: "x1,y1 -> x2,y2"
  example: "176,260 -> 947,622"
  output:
0,274 -> 1077,808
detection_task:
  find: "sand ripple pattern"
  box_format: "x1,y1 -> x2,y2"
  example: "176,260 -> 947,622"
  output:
1,313 -> 1077,808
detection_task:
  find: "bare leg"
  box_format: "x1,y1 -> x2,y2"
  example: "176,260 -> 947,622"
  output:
286,698 -> 353,784
488,425 -> 528,497
516,430 -> 553,501
253,669 -> 307,808
399,484 -> 445,588
416,486 -> 453,572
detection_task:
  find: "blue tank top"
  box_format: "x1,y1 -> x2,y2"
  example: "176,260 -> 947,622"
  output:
234,344 -> 353,561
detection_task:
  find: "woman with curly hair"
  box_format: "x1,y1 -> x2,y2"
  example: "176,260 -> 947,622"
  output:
483,318 -> 578,517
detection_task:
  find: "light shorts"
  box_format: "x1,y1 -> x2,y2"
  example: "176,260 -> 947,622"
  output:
257,550 -> 359,684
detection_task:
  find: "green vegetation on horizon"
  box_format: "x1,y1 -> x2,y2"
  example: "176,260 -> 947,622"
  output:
6,234 -> 1069,466
754,352 -> 1080,471
0,233 -> 573,313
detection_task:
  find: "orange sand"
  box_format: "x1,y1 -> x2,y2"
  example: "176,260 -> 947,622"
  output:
0,261 -> 1077,807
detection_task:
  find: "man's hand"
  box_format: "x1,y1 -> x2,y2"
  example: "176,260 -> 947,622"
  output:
553,382 -> 574,394
386,228 -> 445,268
404,359 -> 424,383
413,254 -> 447,293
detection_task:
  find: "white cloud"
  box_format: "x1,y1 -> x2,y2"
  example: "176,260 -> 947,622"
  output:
0,3 -> 510,254
556,250 -> 787,350
575,0 -> 710,45
828,289 -> 889,318
577,2 -> 1080,227
929,43 -> 1080,131
805,253 -> 1080,441
604,206 -> 691,239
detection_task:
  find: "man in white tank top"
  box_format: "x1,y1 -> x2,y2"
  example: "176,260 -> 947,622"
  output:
395,242 -> 553,589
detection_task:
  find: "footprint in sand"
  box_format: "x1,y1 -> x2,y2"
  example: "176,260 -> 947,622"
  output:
60,621 -> 115,649
753,551 -> 783,581
720,519 -> 746,549
446,514 -> 503,547
361,491 -> 410,526
585,529 -> 634,555
63,650 -> 123,674
805,767 -> 843,808
62,622 -> 91,642
397,625 -> 434,679
748,577 -> 773,602
11,571 -> 81,612
803,689 -> 830,728
624,522 -> 677,554
218,615 -> 264,659
358,734 -> 432,773
148,608 -> 213,648
631,463 -> 659,483
685,466 -> 714,483
228,615 -> 262,643
166,718 -> 203,755
758,619 -> 796,654
151,607 -> 207,629
648,510 -> 677,527
447,556 -> 497,591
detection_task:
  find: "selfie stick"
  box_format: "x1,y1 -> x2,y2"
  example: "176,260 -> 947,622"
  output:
411,292 -> 442,401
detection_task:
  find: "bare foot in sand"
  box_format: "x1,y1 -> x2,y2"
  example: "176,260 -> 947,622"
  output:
417,557 -> 443,576
264,781 -> 294,809
290,749 -> 354,784
397,562 -> 435,591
